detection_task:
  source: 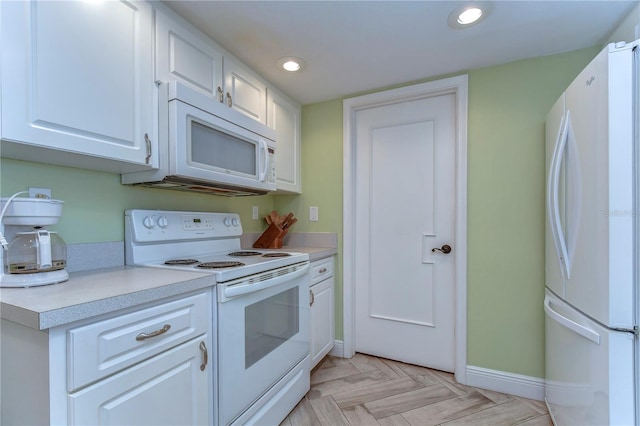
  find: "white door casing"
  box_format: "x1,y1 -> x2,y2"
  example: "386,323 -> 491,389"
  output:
343,75 -> 468,383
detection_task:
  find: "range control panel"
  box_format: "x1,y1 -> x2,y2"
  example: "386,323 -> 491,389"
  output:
125,209 -> 242,243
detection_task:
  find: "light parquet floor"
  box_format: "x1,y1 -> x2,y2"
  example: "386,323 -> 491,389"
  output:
281,354 -> 552,426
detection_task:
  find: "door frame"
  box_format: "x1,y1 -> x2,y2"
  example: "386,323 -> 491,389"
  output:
342,75 -> 468,384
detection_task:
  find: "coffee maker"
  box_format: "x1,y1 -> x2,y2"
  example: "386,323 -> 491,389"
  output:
0,197 -> 68,287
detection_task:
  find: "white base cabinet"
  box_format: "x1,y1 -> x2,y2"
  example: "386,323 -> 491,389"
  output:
0,0 -> 156,173
1,290 -> 213,426
309,257 -> 335,368
68,336 -> 210,425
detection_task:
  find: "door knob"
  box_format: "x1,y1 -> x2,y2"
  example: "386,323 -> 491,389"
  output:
432,244 -> 452,254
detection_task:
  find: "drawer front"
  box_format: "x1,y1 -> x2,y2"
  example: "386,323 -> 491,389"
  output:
310,258 -> 334,285
68,291 -> 210,391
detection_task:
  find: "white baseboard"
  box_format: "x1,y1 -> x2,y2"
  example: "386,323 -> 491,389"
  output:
466,365 -> 545,401
329,340 -> 344,358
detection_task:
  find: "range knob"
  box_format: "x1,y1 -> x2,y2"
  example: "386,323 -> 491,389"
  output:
157,216 -> 169,229
231,217 -> 239,227
143,216 -> 155,229
223,217 -> 232,227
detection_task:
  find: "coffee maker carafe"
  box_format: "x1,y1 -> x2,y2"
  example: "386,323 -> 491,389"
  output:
0,196 -> 69,287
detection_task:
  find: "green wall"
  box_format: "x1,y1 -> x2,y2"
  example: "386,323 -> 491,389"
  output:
0,159 -> 276,241
1,45 -> 600,380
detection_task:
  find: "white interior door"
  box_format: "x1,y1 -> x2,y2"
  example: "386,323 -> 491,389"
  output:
354,93 -> 456,371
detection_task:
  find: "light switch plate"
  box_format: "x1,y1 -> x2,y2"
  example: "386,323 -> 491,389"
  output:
309,206 -> 319,222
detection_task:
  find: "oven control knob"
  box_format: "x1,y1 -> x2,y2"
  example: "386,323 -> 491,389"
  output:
143,216 -> 155,229
157,217 -> 169,229
223,217 -> 232,227
231,217 -> 239,227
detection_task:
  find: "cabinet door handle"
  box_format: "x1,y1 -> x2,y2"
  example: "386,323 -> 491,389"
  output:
226,92 -> 233,107
199,341 -> 208,371
144,133 -> 152,165
310,289 -> 315,306
217,86 -> 224,103
319,268 -> 327,274
136,324 -> 171,341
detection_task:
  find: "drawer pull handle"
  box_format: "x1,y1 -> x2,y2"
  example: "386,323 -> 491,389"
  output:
319,268 -> 327,274
136,324 -> 171,341
200,341 -> 208,371
310,289 -> 315,306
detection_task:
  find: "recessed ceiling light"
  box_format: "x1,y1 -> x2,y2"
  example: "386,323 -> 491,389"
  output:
457,7 -> 482,25
448,3 -> 491,29
277,57 -> 306,72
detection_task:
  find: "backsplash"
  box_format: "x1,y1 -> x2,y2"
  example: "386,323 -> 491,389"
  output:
66,242 -> 124,272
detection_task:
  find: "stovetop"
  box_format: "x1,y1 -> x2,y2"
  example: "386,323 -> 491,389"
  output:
137,249 -> 309,282
125,209 -> 309,283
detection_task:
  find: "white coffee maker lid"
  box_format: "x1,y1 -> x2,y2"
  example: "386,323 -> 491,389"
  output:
0,198 -> 64,226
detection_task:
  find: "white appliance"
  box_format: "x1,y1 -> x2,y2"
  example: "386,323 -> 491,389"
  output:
122,82 -> 277,196
0,195 -> 69,287
544,40 -> 639,425
125,209 -> 310,426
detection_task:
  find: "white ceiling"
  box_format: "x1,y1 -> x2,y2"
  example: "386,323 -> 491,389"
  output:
164,1 -> 638,105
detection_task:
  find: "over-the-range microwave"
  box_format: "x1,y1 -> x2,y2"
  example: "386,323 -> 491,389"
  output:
122,82 -> 276,196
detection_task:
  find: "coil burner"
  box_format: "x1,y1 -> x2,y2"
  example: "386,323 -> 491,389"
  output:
164,259 -> 200,265
262,253 -> 291,258
228,251 -> 262,257
197,261 -> 245,269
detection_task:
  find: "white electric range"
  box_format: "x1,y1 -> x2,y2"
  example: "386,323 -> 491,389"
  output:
125,209 -> 311,426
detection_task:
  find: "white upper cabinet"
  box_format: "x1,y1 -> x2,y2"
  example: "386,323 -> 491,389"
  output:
223,56 -> 268,124
268,88 -> 302,193
0,1 -> 156,173
155,5 -> 267,125
155,7 -> 223,100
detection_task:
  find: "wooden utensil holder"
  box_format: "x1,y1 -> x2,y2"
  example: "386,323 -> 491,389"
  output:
252,223 -> 288,249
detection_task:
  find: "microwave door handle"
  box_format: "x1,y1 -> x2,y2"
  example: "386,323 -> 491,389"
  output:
258,139 -> 268,182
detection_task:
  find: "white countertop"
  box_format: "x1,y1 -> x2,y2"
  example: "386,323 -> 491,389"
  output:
0,266 -> 212,330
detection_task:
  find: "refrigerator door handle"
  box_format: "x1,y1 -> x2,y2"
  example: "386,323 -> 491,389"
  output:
544,295 -> 600,344
548,110 -> 572,279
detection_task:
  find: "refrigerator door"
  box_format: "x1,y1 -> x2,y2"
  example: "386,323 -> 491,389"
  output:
563,43 -> 635,329
544,289 -> 634,426
545,94 -> 567,298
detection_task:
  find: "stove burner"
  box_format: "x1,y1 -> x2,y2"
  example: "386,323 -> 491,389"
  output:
164,259 -> 200,265
196,261 -> 245,269
262,252 -> 291,258
228,251 -> 262,257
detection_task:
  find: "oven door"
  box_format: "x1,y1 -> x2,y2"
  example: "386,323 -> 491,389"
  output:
217,263 -> 310,425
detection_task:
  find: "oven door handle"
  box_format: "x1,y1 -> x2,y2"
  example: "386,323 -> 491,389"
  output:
222,263 -> 309,299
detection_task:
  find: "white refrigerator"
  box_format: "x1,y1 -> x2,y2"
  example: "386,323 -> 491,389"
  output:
545,40 -> 639,425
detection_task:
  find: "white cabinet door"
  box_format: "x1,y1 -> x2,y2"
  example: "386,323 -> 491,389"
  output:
0,0 -> 155,172
310,277 -> 335,368
68,336 -> 212,426
310,257 -> 335,368
223,56 -> 268,124
155,7 -> 223,100
268,89 -> 302,193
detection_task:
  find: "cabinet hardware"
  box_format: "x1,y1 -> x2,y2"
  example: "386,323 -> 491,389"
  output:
310,289 -> 315,306
135,324 -> 171,341
144,133 -> 152,165
217,86 -> 224,103
226,92 -> 233,108
199,341 -> 208,371
319,268 -> 327,274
